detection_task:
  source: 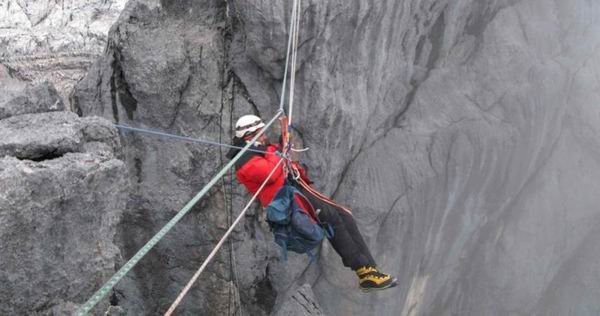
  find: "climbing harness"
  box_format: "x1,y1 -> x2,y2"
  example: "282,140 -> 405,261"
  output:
278,111 -> 352,214
278,106 -> 353,215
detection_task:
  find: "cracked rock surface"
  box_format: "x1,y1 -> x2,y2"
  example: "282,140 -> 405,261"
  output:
231,1 -> 600,315
0,0 -> 126,57
0,152 -> 127,315
72,0 -> 600,315
74,1 -> 285,315
0,77 -> 128,315
0,65 -> 65,120
272,284 -> 324,316
0,111 -> 119,160
0,0 -> 128,99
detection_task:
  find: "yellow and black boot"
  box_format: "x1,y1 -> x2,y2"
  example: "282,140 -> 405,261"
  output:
356,266 -> 397,292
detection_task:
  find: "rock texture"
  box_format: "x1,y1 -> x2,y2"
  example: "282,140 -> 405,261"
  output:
231,1 -> 600,315
74,1 -> 286,315
0,0 -> 127,99
72,0 -> 600,315
0,111 -> 120,160
272,284 -> 324,316
0,79 -> 128,314
0,65 -> 65,120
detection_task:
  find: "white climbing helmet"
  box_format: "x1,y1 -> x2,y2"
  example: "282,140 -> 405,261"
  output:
235,114 -> 265,138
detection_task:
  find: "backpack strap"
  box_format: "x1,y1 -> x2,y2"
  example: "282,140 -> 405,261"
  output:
289,183 -> 334,239
292,190 -> 319,222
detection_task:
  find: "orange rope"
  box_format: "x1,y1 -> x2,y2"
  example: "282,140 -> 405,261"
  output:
296,175 -> 353,215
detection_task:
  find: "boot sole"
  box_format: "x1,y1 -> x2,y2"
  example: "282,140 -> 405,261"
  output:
360,278 -> 398,293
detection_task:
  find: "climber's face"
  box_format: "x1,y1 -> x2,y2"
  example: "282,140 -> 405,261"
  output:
257,131 -> 268,144
244,129 -> 268,144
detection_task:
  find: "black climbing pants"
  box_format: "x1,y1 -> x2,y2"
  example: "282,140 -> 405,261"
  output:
297,186 -> 377,271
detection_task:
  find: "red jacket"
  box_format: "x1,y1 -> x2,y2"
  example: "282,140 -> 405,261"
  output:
236,144 -> 312,211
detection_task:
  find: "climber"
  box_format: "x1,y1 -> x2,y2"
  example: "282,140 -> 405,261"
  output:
226,114 -> 397,292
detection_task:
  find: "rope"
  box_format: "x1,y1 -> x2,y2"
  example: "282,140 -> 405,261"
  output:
80,0 -> 303,313
77,0 -> 306,313
113,124 -> 275,155
75,110 -> 283,316
164,159 -> 285,316
287,0 -> 302,126
163,2 -> 303,313
297,177 -> 352,215
280,0 -> 301,174
277,0 -> 299,111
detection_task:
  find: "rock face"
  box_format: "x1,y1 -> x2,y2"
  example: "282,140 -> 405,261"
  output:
0,111 -> 120,160
0,0 -> 127,99
0,65 -> 65,120
0,79 -> 128,314
272,284 -> 325,316
72,0 -> 600,315
74,1 -> 284,315
0,0 -> 126,57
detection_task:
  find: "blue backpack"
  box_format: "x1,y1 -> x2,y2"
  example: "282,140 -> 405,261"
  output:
266,183 -> 334,260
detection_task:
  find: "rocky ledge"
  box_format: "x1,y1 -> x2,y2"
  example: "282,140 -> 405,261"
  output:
0,72 -> 128,315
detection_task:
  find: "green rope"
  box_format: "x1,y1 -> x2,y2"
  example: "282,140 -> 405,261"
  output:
76,109 -> 283,316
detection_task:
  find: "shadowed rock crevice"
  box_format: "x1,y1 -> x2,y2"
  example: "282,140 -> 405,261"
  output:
393,11 -> 445,131
272,284 -> 324,316
110,44 -> 138,122
231,71 -> 261,116
16,149 -> 65,162
253,266 -> 277,314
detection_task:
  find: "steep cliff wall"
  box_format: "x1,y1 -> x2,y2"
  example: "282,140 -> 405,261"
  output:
74,1 -> 288,314
232,1 -> 600,315
72,0 -> 600,315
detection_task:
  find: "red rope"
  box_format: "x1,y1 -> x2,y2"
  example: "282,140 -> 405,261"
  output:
296,176 -> 353,215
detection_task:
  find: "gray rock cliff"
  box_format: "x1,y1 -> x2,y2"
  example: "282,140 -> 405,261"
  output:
0,65 -> 65,120
65,0 -> 600,315
75,1 -> 286,314
0,0 -> 128,99
0,74 -> 128,314
272,284 -> 325,316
